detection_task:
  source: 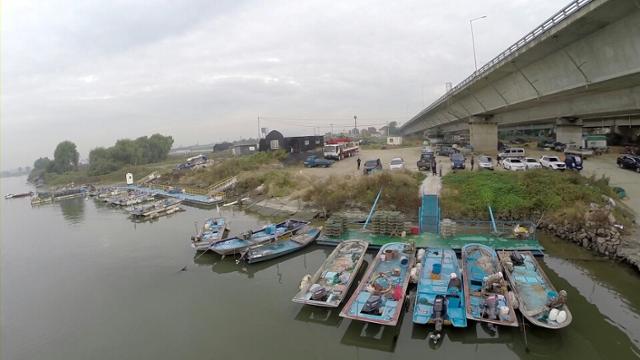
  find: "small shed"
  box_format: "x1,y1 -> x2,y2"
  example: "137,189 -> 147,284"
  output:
260,130 -> 285,151
387,136 -> 403,145
232,144 -> 258,156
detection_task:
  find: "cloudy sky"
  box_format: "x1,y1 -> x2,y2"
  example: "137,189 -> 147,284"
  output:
1,0 -> 562,170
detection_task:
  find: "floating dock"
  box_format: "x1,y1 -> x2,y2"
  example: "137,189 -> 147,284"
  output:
316,229 -> 544,254
123,185 -> 223,207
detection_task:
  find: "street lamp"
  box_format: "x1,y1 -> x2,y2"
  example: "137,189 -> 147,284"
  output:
469,15 -> 487,72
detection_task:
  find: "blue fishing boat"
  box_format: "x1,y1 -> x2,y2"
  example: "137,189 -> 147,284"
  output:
413,248 -> 467,340
462,244 -> 518,327
339,242 -> 416,326
209,219 -> 309,256
191,217 -> 228,251
498,251 -> 572,329
292,240 -> 369,308
238,226 -> 321,264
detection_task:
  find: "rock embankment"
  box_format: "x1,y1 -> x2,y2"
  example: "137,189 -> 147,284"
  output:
539,202 -> 639,271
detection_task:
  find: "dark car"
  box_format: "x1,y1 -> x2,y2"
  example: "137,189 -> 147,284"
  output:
565,155 -> 583,171
617,155 -> 640,173
417,153 -> 434,171
437,146 -> 457,157
363,159 -> 383,175
303,155 -> 334,168
553,142 -> 566,152
450,153 -> 465,170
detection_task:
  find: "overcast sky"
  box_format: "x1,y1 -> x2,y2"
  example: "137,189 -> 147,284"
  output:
1,0 -> 562,169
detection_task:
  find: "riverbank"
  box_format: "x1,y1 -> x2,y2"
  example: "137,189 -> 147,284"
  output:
440,170 -> 640,270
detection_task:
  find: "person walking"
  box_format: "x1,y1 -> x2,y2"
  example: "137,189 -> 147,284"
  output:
357,157 -> 361,170
431,158 -> 437,176
470,156 -> 475,171
438,160 -> 443,177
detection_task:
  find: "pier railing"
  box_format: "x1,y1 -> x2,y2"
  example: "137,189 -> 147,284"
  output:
440,219 -> 537,241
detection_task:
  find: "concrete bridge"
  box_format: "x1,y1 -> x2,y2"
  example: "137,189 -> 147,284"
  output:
401,0 -> 640,153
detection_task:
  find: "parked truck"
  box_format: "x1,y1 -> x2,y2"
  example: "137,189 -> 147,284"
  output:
417,153 -> 433,171
323,138 -> 359,160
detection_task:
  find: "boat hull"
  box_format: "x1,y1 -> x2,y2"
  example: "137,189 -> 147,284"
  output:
413,248 -> 467,328
292,240 -> 369,308
339,242 -> 416,326
498,251 -> 572,329
462,244 -> 519,327
245,227 -> 321,264
210,219 -> 309,256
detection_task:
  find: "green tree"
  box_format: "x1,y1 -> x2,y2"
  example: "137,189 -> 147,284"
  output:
52,141 -> 79,173
88,147 -> 120,176
33,157 -> 52,170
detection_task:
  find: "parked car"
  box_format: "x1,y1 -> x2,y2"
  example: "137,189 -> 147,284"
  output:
303,155 -> 334,168
523,157 -> 542,169
497,148 -> 525,161
417,153 -> 433,171
540,155 -> 567,170
564,143 -> 593,159
437,146 -> 457,157
477,155 -> 494,170
537,139 -> 555,149
565,154 -> 583,171
502,158 -> 527,171
552,142 -> 566,152
617,155 -> 640,173
363,159 -> 383,175
450,153 -> 466,170
389,157 -> 405,170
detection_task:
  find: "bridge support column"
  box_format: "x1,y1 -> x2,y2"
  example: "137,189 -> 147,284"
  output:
469,116 -> 497,154
555,117 -> 583,145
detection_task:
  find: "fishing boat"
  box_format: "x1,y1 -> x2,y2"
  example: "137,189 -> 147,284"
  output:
5,191 -> 33,199
129,198 -> 183,218
31,192 -> 53,205
292,239 -> 368,307
339,242 -> 416,326
191,217 -> 228,251
413,248 -> 467,340
461,244 -> 518,327
209,219 -> 309,256
498,251 -> 572,329
238,226 -> 321,264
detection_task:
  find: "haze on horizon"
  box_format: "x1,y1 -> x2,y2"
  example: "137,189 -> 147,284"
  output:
1,0 -> 561,170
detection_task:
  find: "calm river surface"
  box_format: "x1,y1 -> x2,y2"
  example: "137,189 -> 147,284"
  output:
2,175 -> 639,359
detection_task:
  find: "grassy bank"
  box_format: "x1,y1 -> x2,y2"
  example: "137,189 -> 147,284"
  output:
440,170 -> 634,226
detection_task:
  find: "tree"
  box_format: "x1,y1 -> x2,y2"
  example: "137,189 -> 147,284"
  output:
33,157 -> 52,170
88,147 -> 120,176
52,141 -> 79,173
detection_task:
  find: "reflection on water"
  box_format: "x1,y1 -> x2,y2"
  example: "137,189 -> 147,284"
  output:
58,197 -> 85,224
3,175 -> 640,360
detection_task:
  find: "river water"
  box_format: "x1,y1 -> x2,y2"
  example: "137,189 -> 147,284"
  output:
2,175 -> 639,360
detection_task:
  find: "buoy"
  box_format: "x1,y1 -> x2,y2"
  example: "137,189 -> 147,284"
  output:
548,308 -> 559,321
556,310 -> 567,323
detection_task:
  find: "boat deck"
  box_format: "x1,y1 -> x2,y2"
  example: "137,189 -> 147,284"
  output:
316,229 -> 543,253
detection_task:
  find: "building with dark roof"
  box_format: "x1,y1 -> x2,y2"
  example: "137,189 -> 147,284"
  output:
259,130 -> 324,153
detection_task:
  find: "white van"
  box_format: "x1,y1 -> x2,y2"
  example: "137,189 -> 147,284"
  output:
498,148 -> 525,160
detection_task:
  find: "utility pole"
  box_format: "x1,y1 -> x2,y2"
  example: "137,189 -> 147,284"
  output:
257,115 -> 261,139
330,123 -> 334,136
469,15 -> 487,72
354,115 -> 357,133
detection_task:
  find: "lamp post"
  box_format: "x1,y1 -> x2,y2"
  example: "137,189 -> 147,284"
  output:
469,15 -> 487,72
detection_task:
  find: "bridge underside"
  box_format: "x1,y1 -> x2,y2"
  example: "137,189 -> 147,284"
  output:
403,0 -> 640,152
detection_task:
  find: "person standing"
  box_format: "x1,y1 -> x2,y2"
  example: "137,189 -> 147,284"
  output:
357,157 -> 361,170
431,158 -> 437,176
470,156 -> 475,171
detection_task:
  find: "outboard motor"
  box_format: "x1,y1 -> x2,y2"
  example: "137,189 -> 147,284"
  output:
432,295 -> 446,332
510,251 -> 525,266
361,295 -> 383,315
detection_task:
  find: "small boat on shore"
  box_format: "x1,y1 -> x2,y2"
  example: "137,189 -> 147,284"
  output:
209,219 -> 309,256
462,244 -> 518,327
498,251 -> 572,329
191,217 -> 228,251
339,242 -> 416,326
5,191 -> 33,199
293,239 -> 368,307
413,248 -> 467,339
31,192 -> 53,205
238,226 -> 321,264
